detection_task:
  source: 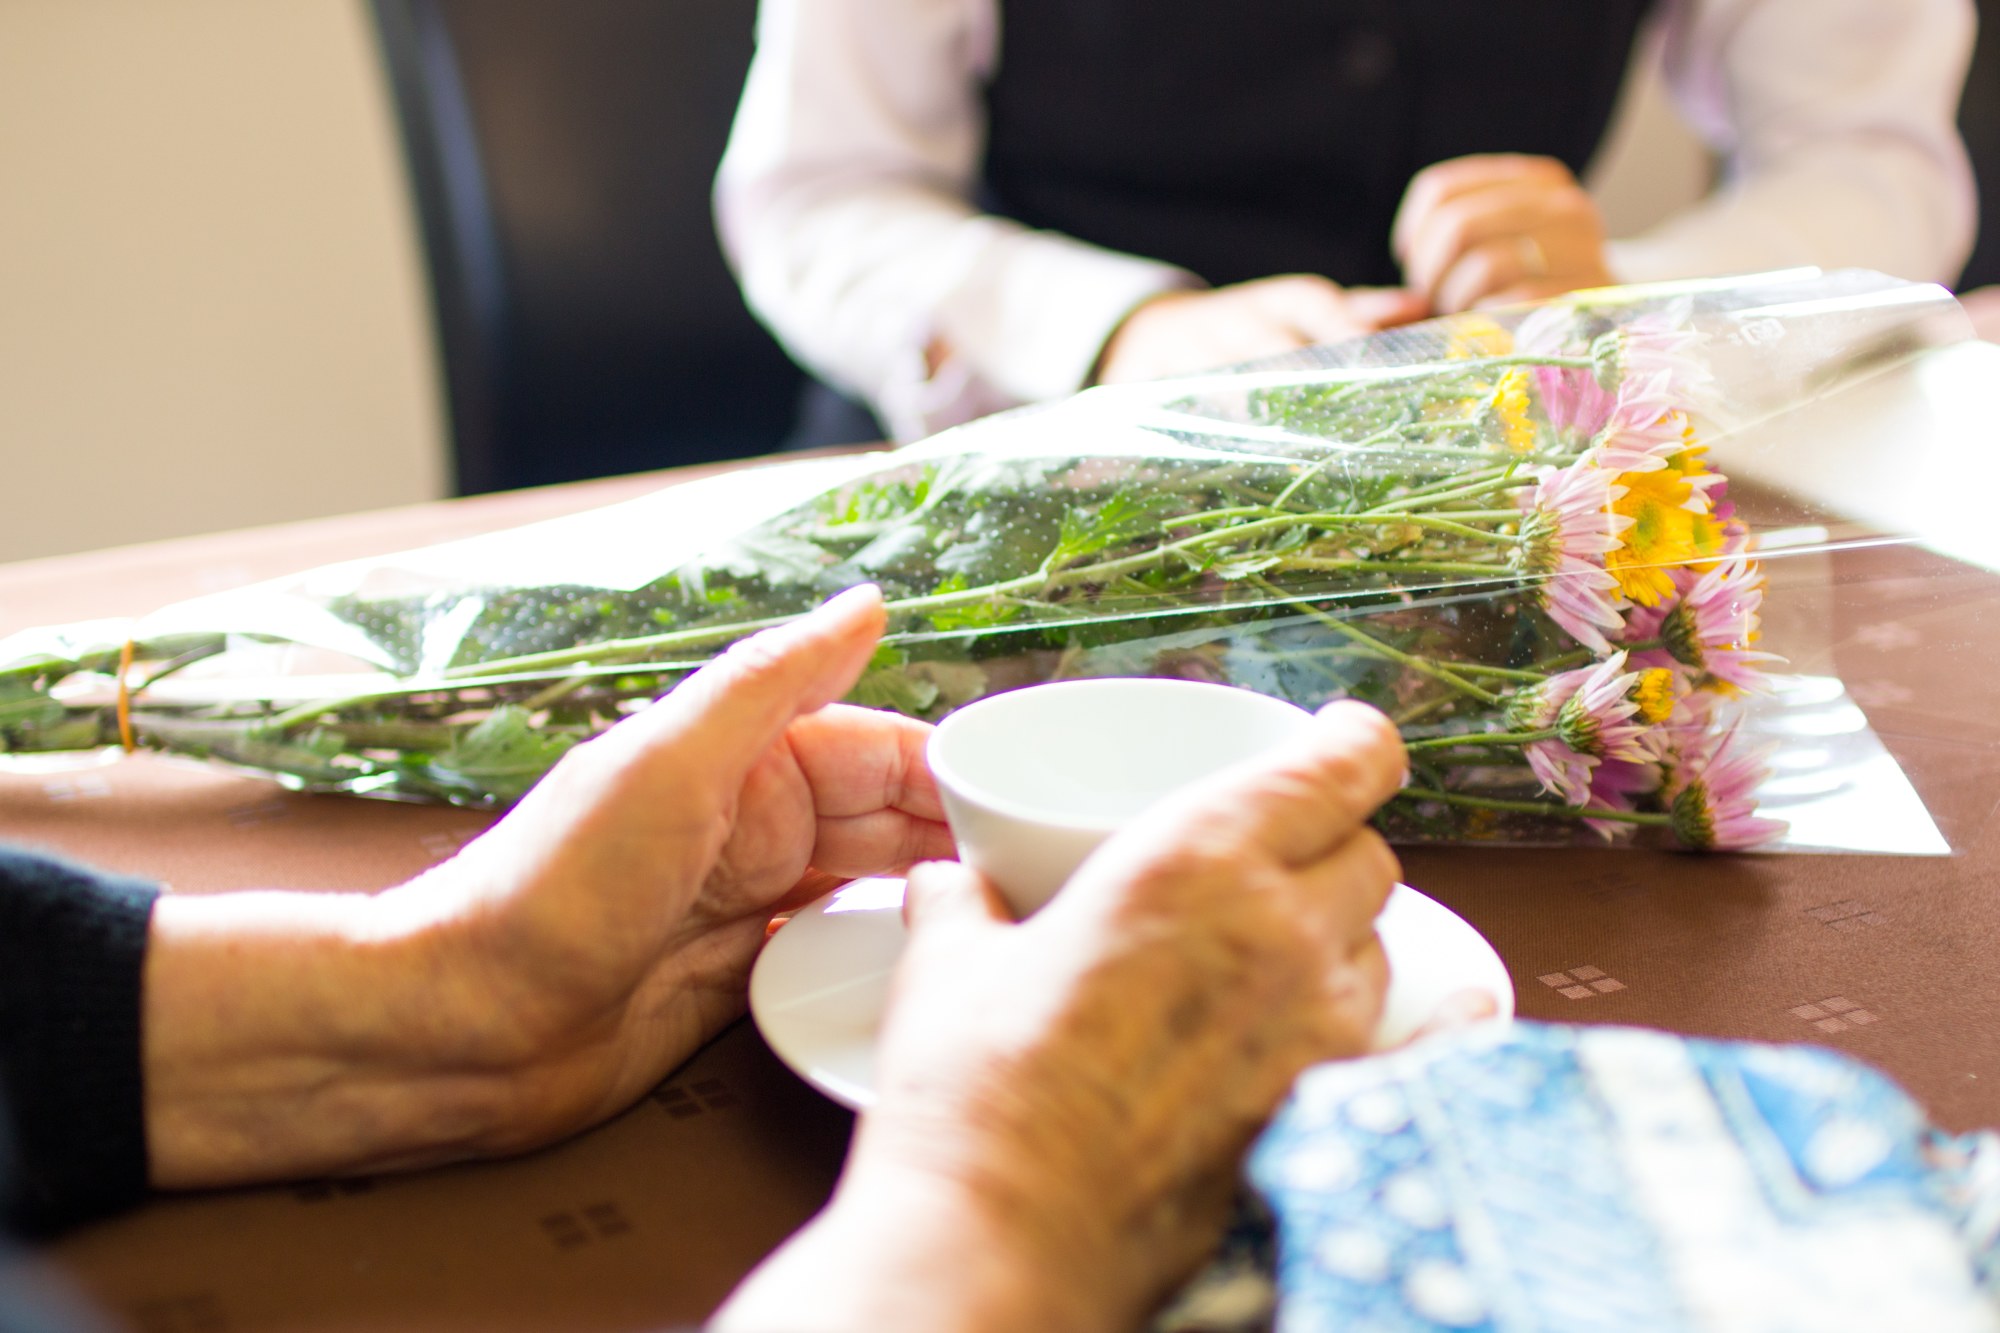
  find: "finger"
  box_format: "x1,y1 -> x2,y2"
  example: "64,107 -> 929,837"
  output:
786,704 -> 945,821
1404,188 -> 1559,301
1474,278 -> 1588,310
1431,239 -> 1532,315
1144,700 -> 1406,871
604,584 -> 887,789
1333,932 -> 1391,1054
1435,218 -> 1607,314
1408,987 -> 1504,1044
902,859 -> 1012,935
1289,824 -> 1402,948
811,810 -> 957,879
1250,275 -> 1372,345
767,867 -> 851,915
1392,154 -> 1573,261
1341,287 -> 1431,330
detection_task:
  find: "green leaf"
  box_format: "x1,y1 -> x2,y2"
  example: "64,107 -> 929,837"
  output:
430,706 -> 578,801
924,574 -> 1022,633
1052,488 -> 1182,565
845,645 -> 942,716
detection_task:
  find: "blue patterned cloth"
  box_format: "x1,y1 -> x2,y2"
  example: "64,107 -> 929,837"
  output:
1157,1023 -> 2000,1333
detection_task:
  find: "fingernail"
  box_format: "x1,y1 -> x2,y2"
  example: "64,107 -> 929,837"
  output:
822,583 -> 883,613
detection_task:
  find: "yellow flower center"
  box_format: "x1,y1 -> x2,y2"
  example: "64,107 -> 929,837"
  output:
1447,315 -> 1515,359
1486,369 -> 1537,454
1631,668 -> 1677,725
1606,447 -> 1729,606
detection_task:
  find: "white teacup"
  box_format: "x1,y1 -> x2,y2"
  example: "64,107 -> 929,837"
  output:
925,677 -> 1315,917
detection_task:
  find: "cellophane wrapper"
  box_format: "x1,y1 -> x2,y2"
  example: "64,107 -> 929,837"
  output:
1,269 -> 1984,852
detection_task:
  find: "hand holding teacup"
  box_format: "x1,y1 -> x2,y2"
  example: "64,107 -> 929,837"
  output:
830,684 -> 1406,1333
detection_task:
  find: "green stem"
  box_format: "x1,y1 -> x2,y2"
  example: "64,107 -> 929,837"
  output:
1444,353 -> 1595,374
1269,427 -> 1406,505
1392,696 -> 1462,728
1405,728 -> 1556,751
1386,517 -> 1521,546
1376,473 -> 1533,516
1275,558 -> 1512,577
1248,576 -> 1501,706
1394,785 -> 1673,827
273,473 -> 1541,724
1446,662 -> 1553,684
1532,647 -> 1597,674
1179,506 -> 1521,533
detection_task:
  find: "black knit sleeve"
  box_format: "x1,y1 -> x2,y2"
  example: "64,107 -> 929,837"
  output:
0,846 -> 161,1236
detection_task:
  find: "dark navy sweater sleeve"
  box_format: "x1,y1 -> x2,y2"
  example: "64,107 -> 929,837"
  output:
0,845 -> 160,1237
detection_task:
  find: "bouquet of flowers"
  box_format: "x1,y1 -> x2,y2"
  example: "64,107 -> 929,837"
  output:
0,271 -> 1963,850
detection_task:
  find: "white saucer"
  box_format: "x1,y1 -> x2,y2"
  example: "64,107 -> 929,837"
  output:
749,877 -> 1515,1111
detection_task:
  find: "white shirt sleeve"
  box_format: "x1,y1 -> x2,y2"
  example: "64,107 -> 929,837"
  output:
1607,0 -> 1977,287
714,0 -> 1197,442
719,0 -> 1979,442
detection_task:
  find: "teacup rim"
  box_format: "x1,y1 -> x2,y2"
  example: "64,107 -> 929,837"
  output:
925,677 -> 1314,834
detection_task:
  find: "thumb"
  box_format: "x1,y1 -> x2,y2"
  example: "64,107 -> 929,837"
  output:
1344,287 -> 1431,330
606,583 -> 887,786
902,860 -> 1012,938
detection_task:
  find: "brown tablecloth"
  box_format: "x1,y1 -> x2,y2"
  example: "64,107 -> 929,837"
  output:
8,458 -> 2000,1332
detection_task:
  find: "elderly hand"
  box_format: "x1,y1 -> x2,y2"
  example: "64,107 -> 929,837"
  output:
143,585 -> 953,1187
1393,154 -> 1616,313
1094,275 -> 1427,384
717,701 -> 1406,1333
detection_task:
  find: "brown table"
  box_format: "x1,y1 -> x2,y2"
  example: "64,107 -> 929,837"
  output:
10,450 -> 2000,1332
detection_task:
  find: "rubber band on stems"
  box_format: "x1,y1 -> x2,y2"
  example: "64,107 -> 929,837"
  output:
116,639 -> 136,753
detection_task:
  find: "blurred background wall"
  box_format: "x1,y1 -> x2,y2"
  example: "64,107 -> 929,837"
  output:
0,0 -> 445,564
0,0 -> 1708,565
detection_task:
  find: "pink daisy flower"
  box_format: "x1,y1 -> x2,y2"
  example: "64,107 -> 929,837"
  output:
1664,723 -> 1787,851
1513,459 -> 1631,653
1515,653 -> 1651,806
1583,758 -> 1664,841
1592,307 -> 1712,401
1516,305 -> 1617,439
1534,366 -> 1618,440
1513,304 -> 1579,357
1591,372 -> 1684,474
1657,558 -> 1783,694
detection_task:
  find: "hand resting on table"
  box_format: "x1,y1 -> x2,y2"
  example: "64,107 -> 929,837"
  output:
142,586 -> 952,1186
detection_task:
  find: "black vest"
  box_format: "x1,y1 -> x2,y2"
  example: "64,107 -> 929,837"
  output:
983,1 -> 1655,288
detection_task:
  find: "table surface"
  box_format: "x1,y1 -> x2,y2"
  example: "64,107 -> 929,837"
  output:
9,435 -> 2000,1332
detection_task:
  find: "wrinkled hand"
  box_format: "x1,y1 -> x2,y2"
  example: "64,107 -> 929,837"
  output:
145,586 -> 953,1185
1095,275 -> 1427,384
408,584 -> 953,1147
1393,154 -> 1615,313
717,701 -> 1406,1333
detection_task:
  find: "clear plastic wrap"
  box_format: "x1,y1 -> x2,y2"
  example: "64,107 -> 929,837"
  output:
2,269 -> 1985,852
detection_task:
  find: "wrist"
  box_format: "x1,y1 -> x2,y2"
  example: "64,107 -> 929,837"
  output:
716,1150 -> 1130,1333
1090,290 -> 1179,386
143,888 -> 508,1188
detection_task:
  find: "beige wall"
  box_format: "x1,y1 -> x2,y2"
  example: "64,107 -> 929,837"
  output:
0,0 -> 445,564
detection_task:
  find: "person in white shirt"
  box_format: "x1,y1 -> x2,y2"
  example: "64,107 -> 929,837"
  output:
716,0 -> 1977,444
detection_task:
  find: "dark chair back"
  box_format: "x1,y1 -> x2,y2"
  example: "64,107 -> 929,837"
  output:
370,0 -> 807,494
1959,0 -> 2000,289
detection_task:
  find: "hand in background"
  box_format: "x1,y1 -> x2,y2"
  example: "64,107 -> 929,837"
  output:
1393,154 -> 1615,313
144,585 -> 953,1187
1959,286 -> 2000,343
1094,275 -> 1428,384
719,701 -> 1406,1333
